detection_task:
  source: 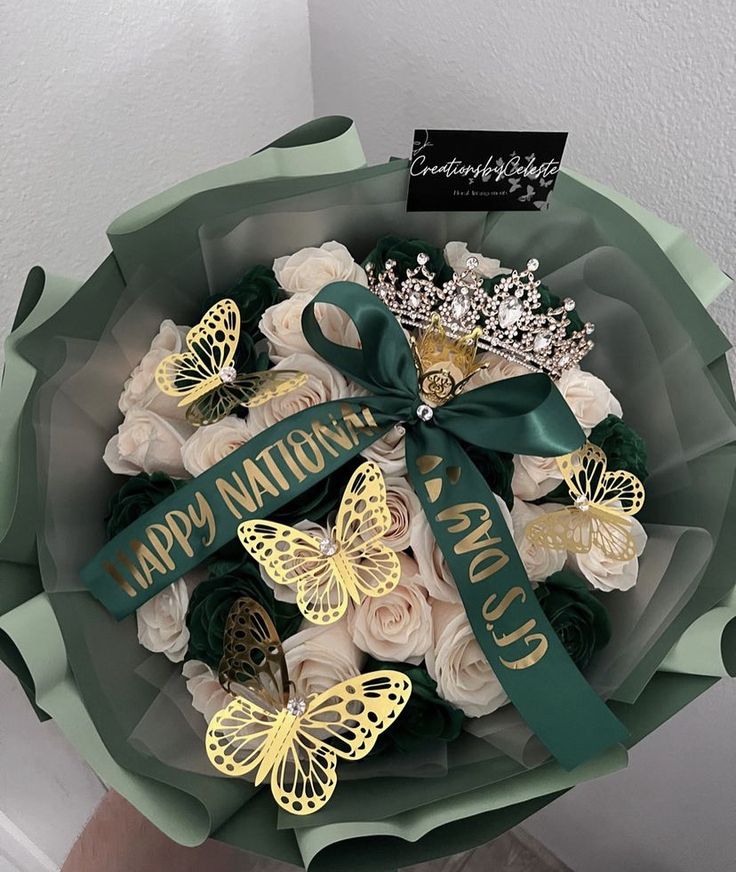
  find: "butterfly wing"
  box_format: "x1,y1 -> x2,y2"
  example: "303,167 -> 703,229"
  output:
206,694 -> 282,778
589,510 -> 639,561
596,469 -> 645,516
525,506 -> 594,554
232,370 -> 309,408
332,462 -> 402,600
155,299 -> 240,406
238,522 -> 349,624
269,670 -> 412,816
557,443 -> 609,502
218,597 -> 290,707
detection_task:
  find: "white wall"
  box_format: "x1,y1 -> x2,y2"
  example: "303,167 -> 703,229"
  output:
308,2 -> 736,869
0,2 -> 313,866
0,0 -> 314,357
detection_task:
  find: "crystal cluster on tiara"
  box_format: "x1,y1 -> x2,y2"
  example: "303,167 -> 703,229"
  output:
365,253 -> 595,379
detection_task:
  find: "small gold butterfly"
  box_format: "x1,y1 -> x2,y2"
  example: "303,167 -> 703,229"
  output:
525,443 -> 645,562
206,597 -> 411,815
155,299 -> 307,426
238,461 -> 402,625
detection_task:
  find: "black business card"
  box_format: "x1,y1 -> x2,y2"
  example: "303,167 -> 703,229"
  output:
406,129 -> 568,212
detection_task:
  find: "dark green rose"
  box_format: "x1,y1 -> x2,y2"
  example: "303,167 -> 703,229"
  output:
104,472 -> 185,540
269,457 -> 364,526
589,415 -> 648,481
202,264 -> 284,340
364,235 -> 453,285
462,443 -> 514,510
185,558 -> 302,669
365,659 -> 464,753
536,570 -> 611,670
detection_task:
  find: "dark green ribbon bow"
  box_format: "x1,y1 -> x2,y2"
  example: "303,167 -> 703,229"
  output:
83,281 -> 627,770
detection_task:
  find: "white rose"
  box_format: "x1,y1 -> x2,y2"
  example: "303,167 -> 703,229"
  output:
571,517 -> 647,592
347,554 -> 433,664
273,241 -> 367,296
103,408 -> 192,477
245,353 -> 356,433
511,501 -> 567,582
444,241 -> 511,280
557,367 -> 622,434
361,424 -> 407,476
467,353 -> 529,390
382,475 -> 423,551
181,415 -> 252,476
183,660 -> 236,724
118,320 -> 190,420
283,619 -> 365,698
512,454 -> 564,501
426,600 -> 509,718
259,293 -> 360,363
413,495 -> 513,603
136,578 -> 190,662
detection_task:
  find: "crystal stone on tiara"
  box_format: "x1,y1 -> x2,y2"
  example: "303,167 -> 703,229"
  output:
365,253 -> 595,380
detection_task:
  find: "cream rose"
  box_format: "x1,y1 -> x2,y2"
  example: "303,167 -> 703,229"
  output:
382,475 -> 423,551
103,408 -> 191,477
245,353 -> 356,433
426,600 -> 509,718
512,454 -> 564,501
444,241 -> 510,280
118,319 -> 190,420
571,517 -> 647,592
136,578 -> 190,662
557,367 -> 622,434
511,500 -> 567,582
183,660 -> 236,724
347,554 -> 433,664
181,415 -> 252,476
361,424 -> 407,476
283,619 -> 365,698
413,495 -> 513,603
273,241 -> 367,296
259,293 -> 360,363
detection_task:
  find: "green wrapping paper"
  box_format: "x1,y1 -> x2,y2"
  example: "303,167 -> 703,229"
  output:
0,116 -> 734,870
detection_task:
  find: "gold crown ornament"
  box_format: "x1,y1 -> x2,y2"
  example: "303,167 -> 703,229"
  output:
366,253 -> 595,380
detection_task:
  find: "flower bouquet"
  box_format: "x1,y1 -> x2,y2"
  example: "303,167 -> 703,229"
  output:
1,116 -> 735,870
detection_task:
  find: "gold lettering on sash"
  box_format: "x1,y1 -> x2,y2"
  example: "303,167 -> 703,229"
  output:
287,430 -> 325,474
103,560 -> 137,597
131,540 -> 166,588
216,473 -> 258,519
256,444 -> 290,490
312,415 -> 353,456
190,492 -> 216,547
500,634 -> 549,670
274,439 -> 307,482
243,459 -> 280,507
340,404 -> 377,443
482,587 -> 526,623
165,509 -> 195,557
119,549 -> 149,589
145,524 -> 176,571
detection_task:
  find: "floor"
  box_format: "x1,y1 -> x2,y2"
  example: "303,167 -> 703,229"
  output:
60,792 -> 572,872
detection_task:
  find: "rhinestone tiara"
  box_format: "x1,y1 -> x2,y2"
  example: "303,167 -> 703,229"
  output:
365,253 -> 595,379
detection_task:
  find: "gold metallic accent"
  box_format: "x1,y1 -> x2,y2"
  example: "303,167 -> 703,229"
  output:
206,597 -> 412,816
410,314 -> 485,406
447,465 -> 462,485
155,299 -> 307,426
416,454 -> 443,475
525,443 -> 646,562
425,478 -> 443,503
237,462 -> 401,625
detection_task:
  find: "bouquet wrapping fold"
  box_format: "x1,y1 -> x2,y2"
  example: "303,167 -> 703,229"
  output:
1,116 -> 735,871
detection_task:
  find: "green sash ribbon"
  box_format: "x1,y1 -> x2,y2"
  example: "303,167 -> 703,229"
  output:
82,281 -> 628,768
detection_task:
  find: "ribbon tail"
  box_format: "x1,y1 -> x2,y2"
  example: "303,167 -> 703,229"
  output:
405,424 -> 629,770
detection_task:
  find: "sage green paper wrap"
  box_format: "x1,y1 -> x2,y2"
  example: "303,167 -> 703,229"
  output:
0,116 -> 734,870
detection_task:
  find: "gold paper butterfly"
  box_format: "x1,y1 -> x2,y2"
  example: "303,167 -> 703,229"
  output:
525,443 -> 645,562
238,461 -> 401,625
155,299 -> 307,426
206,597 -> 411,815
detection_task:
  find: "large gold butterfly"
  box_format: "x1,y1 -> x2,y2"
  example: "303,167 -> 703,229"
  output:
525,443 -> 645,562
155,299 -> 307,426
206,597 -> 411,815
238,461 -> 401,624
